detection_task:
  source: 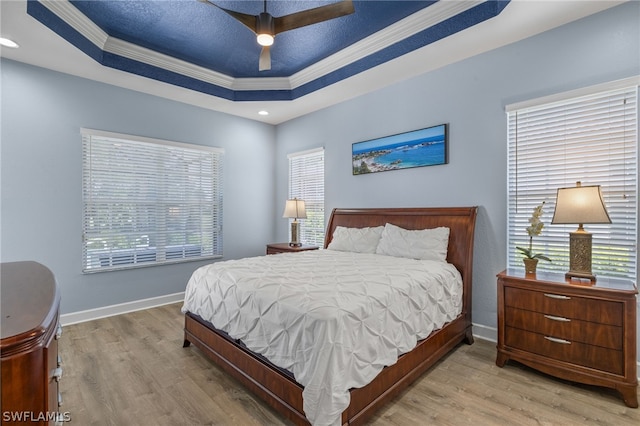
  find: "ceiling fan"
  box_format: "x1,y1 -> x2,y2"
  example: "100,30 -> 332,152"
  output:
199,0 -> 355,71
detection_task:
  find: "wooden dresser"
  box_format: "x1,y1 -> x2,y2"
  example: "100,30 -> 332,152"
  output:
496,269 -> 637,408
1,261 -> 63,425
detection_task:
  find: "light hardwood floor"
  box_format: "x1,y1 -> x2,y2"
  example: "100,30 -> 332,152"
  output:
59,303 -> 639,425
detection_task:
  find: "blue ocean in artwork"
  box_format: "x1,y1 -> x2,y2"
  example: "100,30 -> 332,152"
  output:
352,125 -> 447,174
375,140 -> 445,167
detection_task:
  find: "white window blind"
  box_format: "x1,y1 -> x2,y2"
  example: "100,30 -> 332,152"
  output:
82,129 -> 224,273
507,82 -> 638,279
288,148 -> 325,246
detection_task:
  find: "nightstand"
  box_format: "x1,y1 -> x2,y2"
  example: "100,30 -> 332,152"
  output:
496,269 -> 638,408
266,243 -> 319,255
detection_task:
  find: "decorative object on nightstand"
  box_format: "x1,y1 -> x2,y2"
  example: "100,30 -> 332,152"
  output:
516,202 -> 551,274
551,181 -> 611,282
283,198 -> 306,247
496,269 -> 638,408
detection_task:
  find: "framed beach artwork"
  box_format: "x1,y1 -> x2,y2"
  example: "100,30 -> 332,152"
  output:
352,124 -> 448,175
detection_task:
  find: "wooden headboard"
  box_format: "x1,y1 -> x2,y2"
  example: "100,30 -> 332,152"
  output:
324,207 -> 478,322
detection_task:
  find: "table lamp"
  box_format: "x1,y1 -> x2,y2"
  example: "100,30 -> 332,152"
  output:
283,198 -> 306,247
551,181 -> 611,281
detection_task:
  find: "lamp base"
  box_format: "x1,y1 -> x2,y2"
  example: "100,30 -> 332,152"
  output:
289,220 -> 301,247
567,228 -> 596,282
565,271 -> 596,282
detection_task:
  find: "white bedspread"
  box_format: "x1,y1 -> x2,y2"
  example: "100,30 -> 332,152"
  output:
182,250 -> 462,426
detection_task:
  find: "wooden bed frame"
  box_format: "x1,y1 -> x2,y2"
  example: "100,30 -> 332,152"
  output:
183,207 -> 478,425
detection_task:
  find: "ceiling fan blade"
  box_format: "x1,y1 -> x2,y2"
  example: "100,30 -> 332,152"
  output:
259,46 -> 271,71
198,0 -> 258,32
274,0 -> 354,34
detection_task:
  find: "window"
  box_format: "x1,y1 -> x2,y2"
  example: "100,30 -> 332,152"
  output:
506,78 -> 638,279
82,129 -> 223,272
288,148 -> 325,246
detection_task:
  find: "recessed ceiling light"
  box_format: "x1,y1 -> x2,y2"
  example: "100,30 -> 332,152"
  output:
258,110 -> 269,116
0,37 -> 19,48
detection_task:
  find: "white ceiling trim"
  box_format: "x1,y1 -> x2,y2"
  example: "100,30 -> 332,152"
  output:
288,0 -> 483,88
40,0 -> 242,89
229,76 -> 293,91
40,0 -> 108,47
104,37 -> 238,88
37,0 -> 483,93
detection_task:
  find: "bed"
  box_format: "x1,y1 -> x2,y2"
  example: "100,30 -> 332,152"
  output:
182,207 -> 478,425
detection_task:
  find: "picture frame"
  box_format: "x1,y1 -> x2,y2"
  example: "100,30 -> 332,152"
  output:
352,123 -> 448,175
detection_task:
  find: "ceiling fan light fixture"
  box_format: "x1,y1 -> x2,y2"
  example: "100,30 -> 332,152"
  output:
256,12 -> 274,46
256,33 -> 273,47
201,0 -> 355,71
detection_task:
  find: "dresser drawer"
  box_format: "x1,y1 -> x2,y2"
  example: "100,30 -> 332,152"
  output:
505,327 -> 624,375
47,322 -> 62,414
504,287 -> 623,326
505,307 -> 622,349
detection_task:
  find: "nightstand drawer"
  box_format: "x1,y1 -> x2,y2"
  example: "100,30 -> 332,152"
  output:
505,307 -> 622,349
505,327 -> 623,375
504,287 -> 623,326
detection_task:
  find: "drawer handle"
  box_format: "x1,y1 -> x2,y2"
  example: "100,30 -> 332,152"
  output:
544,336 -> 571,345
56,325 -> 63,339
53,367 -> 63,382
544,293 -> 571,300
544,314 -> 571,322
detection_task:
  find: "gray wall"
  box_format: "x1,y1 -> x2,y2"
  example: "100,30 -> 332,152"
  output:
275,3 -> 640,341
1,59 -> 276,314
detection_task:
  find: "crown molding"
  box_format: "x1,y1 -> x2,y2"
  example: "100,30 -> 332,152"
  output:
104,37 -> 236,89
36,0 -> 482,93
289,0 -> 482,88
40,0 -> 108,48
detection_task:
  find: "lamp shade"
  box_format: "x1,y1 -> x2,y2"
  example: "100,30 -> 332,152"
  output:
283,198 -> 307,219
551,182 -> 611,225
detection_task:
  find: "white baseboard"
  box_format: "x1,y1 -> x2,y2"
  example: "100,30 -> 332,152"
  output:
472,322 -> 497,343
60,292 -> 184,326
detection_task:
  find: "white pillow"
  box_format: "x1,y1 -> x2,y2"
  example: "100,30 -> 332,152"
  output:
375,223 -> 450,261
327,226 -> 384,253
